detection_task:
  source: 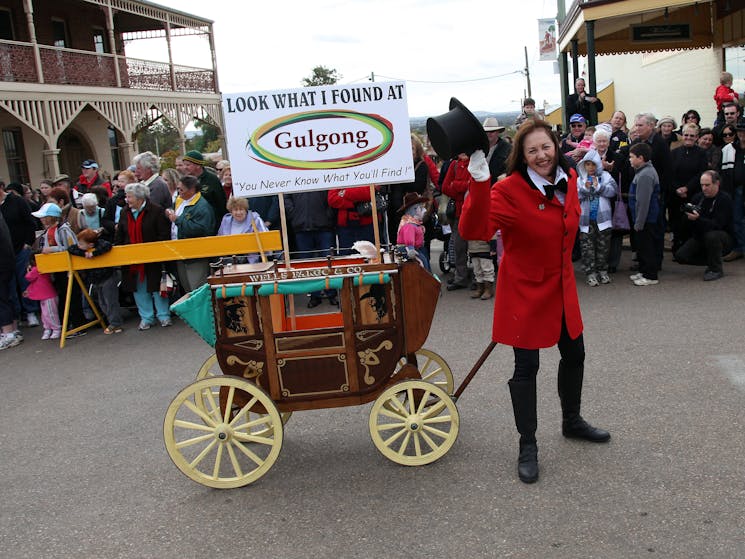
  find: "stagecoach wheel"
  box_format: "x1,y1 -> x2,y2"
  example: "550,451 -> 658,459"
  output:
164,376 -> 283,489
195,353 -> 292,433
369,379 -> 459,467
395,348 -> 454,394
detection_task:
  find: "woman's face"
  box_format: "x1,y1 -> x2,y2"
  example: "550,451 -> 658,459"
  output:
660,122 -> 674,136
177,182 -> 195,198
698,133 -> 714,149
681,130 -> 698,148
223,169 -> 232,186
610,111 -> 626,130
594,135 -> 609,153
722,127 -> 736,144
125,192 -> 144,210
522,130 -> 557,181
685,113 -> 699,124
230,206 -> 247,222
39,183 -> 51,198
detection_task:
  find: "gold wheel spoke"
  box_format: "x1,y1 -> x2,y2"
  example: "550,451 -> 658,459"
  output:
378,406 -> 407,421
422,415 -> 453,425
212,443 -> 224,479
422,425 -> 450,440
223,387 -> 236,423
397,432 -> 412,455
416,389 -> 432,414
419,430 -> 440,451
203,386 -> 221,419
176,433 -> 213,449
233,438 -> 265,466
375,422 -> 406,431
421,366 -> 443,383
189,439 -> 217,468
406,388 -> 416,414
183,399 -> 218,427
382,426 -> 407,447
239,414 -> 273,431
173,419 -> 215,432
421,401 -> 446,419
229,396 -> 259,426
413,432 -> 422,457
226,441 -> 243,478
234,432 -> 275,446
421,355 -> 434,373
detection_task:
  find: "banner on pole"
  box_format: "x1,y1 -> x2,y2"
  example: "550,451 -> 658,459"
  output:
538,18 -> 557,61
222,82 -> 414,197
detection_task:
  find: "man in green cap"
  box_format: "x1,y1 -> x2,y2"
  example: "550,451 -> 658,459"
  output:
182,150 -> 226,233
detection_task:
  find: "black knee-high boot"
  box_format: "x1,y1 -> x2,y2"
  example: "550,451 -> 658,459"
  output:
557,361 -> 611,442
508,378 -> 539,483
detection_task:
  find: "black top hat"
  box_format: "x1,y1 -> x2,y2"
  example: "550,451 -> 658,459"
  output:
426,97 -> 489,160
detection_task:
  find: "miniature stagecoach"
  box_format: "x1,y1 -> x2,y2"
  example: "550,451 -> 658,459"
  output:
163,252 -> 460,488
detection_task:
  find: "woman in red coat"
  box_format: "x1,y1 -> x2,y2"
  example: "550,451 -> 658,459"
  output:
460,120 -> 610,484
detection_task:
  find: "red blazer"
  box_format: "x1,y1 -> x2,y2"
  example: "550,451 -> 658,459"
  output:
441,158 -> 470,218
459,170 -> 583,349
327,185 -> 380,227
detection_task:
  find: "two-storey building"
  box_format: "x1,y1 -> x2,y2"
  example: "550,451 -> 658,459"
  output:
0,0 -> 224,185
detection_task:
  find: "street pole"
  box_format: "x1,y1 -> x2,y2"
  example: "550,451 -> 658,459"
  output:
524,46 -> 532,98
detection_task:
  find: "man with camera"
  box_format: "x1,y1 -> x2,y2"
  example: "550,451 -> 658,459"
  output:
673,170 -> 735,281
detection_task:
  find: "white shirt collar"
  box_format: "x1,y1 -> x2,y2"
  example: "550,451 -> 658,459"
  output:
527,166 -> 568,203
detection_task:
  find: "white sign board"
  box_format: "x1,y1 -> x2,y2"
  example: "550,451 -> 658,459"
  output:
223,82 -> 414,197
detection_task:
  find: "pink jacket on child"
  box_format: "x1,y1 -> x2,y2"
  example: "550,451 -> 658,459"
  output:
24,266 -> 57,301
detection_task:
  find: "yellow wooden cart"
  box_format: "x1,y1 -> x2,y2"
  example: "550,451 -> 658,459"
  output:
163,253 -> 459,488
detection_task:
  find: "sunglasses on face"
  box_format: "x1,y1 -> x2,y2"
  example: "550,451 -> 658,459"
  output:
724,112 -> 737,116
570,123 -> 584,127
723,132 -> 735,137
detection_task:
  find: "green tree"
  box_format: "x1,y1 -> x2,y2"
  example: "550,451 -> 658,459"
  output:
136,118 -> 180,156
186,119 -> 219,154
302,65 -> 341,87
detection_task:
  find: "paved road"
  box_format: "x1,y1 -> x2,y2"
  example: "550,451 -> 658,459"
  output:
1,247 -> 744,558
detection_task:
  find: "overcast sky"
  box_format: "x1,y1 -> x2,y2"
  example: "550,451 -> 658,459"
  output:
131,0 -> 561,118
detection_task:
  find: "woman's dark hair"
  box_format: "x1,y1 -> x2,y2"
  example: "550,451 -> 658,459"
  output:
722,124 -> 737,137
179,174 -> 200,192
682,109 -> 701,124
505,119 -> 569,177
699,127 -> 713,137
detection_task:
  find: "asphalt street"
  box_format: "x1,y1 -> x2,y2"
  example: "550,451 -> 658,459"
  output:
1,245 -> 744,559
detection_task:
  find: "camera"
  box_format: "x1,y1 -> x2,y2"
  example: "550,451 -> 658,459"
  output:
683,203 -> 701,214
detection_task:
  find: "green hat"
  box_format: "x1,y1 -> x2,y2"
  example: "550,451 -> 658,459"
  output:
183,150 -> 207,166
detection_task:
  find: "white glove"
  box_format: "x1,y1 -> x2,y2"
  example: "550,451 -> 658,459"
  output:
467,150 -> 490,182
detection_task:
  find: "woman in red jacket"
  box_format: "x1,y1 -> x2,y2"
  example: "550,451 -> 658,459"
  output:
460,120 -> 610,484
327,185 -> 381,255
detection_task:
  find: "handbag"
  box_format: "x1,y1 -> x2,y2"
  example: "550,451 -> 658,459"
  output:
611,194 -> 630,232
445,198 -> 457,220
355,193 -> 387,217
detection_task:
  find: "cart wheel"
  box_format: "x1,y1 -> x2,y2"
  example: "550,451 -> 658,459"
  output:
395,348 -> 454,394
195,353 -> 292,434
439,251 -> 451,274
164,376 -> 283,489
369,379 -> 459,467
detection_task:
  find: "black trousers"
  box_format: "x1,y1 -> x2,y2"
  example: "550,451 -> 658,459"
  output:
512,318 -> 585,382
674,230 -> 733,274
636,222 -> 661,280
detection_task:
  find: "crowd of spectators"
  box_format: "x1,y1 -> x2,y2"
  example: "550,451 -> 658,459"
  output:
1,72 -> 744,350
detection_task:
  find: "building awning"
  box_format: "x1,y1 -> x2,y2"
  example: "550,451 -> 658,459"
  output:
558,0 -> 744,56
